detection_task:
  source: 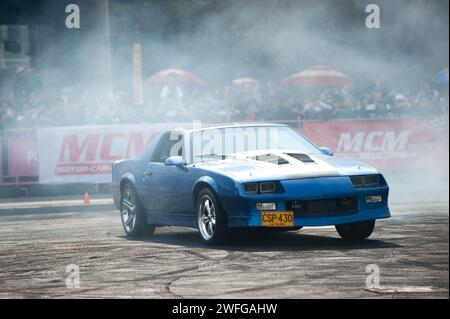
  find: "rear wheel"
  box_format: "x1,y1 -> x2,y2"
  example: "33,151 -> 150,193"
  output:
121,184 -> 155,238
335,220 -> 375,241
196,188 -> 228,245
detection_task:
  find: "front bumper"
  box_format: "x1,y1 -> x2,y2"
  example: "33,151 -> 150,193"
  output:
221,176 -> 391,228
227,206 -> 391,228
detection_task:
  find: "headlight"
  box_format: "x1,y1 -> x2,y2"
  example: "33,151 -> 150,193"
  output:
260,181 -> 276,193
243,181 -> 279,194
364,175 -> 380,187
244,182 -> 259,194
350,174 -> 381,188
350,176 -> 364,188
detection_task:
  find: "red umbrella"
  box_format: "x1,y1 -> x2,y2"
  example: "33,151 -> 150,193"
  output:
146,68 -> 205,86
285,65 -> 353,88
232,78 -> 258,85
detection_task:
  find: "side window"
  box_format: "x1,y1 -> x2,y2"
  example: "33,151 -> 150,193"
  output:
150,132 -> 184,163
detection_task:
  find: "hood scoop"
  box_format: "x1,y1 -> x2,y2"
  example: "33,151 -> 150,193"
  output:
248,153 -> 289,165
285,153 -> 316,164
246,152 -> 316,166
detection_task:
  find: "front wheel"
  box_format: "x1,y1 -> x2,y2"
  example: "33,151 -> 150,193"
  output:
335,220 -> 375,241
196,188 -> 228,245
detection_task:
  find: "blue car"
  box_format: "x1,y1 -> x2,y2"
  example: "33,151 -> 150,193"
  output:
111,123 -> 390,244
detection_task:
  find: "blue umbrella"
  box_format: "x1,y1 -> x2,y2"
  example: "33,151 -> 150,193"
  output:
432,68 -> 449,86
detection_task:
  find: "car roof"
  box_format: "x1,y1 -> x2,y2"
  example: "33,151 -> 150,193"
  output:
168,123 -> 288,134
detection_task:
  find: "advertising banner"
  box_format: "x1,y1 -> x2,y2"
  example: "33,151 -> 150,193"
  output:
1,118 -> 447,185
37,123 -> 189,184
301,117 -> 449,171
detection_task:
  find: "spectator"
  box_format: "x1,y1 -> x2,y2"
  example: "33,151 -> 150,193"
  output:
392,93 -> 413,116
0,69 -> 449,128
0,100 -> 14,128
416,83 -> 439,106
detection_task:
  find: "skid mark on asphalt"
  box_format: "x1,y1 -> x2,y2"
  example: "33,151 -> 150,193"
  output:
0,205 -> 448,298
220,279 -> 301,297
365,286 -> 449,295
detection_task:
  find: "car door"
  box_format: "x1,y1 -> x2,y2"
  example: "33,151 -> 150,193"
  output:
141,132 -> 195,226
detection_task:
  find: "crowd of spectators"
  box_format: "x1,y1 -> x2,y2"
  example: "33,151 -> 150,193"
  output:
0,68 -> 448,129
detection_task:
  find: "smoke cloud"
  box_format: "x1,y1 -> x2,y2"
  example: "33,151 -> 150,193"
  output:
0,0 -> 448,203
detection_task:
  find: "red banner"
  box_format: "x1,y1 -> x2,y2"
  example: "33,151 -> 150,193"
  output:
300,118 -> 449,171
0,130 -> 39,185
0,118 -> 448,185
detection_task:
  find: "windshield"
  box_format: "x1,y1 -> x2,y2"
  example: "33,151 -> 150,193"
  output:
192,126 -> 321,162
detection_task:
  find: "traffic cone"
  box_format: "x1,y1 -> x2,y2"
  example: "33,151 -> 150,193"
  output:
84,192 -> 90,205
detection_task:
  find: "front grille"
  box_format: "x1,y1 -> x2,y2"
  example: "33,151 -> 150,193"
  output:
286,197 -> 358,217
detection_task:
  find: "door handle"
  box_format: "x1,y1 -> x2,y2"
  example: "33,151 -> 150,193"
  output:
143,169 -> 152,177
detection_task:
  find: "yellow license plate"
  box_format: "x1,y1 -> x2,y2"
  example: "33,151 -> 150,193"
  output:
261,211 -> 294,227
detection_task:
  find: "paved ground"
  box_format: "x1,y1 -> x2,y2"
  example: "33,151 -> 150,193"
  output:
0,198 -> 448,299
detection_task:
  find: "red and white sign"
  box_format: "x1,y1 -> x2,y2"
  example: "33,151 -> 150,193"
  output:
3,118 -> 448,185
37,123 -> 188,183
301,117 -> 449,171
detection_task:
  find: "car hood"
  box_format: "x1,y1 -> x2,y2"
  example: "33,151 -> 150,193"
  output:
193,149 -> 379,182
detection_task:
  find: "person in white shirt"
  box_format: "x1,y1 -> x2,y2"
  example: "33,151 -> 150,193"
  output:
159,73 -> 185,117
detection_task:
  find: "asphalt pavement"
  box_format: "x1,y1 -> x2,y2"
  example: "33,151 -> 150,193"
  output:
0,197 -> 448,298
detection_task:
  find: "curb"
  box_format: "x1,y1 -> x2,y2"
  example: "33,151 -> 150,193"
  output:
0,204 -> 115,216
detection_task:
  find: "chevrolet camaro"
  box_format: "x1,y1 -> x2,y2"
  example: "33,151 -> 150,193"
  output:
111,123 -> 390,244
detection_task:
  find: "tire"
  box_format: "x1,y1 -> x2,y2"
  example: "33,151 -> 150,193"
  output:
196,188 -> 228,245
335,220 -> 375,241
120,183 -> 155,238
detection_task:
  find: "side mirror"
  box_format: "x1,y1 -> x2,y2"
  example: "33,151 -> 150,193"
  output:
164,156 -> 186,166
319,147 -> 334,156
